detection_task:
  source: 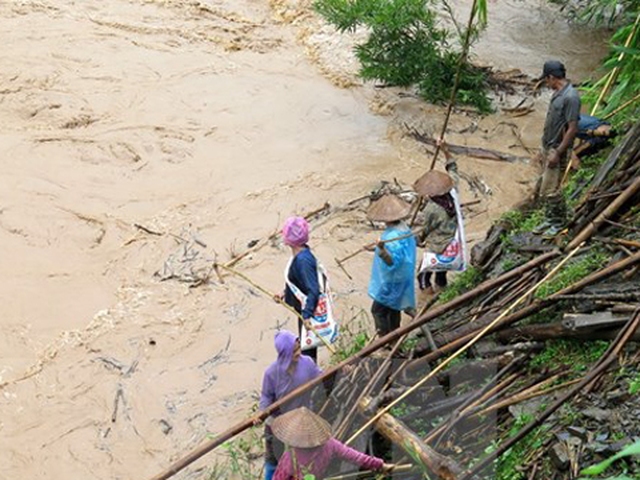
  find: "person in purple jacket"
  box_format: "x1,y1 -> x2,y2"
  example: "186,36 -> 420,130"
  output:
272,407 -> 395,480
277,216 -> 322,363
260,331 -> 323,480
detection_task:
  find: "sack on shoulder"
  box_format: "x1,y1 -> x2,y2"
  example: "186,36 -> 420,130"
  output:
285,260 -> 339,351
420,189 -> 467,273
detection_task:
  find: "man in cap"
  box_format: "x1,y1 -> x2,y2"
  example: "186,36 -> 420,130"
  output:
366,194 -> 417,336
537,60 -> 581,230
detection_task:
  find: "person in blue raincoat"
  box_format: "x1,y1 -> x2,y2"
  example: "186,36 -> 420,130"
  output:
366,194 -> 417,336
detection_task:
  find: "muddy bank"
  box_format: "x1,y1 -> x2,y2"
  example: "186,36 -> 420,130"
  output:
0,0 -> 609,478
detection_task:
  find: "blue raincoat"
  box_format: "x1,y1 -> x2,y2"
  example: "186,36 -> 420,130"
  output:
368,223 -> 416,311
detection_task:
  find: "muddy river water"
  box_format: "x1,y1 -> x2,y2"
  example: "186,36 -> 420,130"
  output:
0,0 -> 608,478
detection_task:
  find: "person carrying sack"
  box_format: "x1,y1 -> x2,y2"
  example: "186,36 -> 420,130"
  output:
271,406 -> 395,480
414,139 -> 466,296
277,216 -> 338,363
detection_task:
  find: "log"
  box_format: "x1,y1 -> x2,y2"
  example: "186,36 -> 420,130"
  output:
409,130 -> 528,163
360,396 -> 464,480
495,317 -> 640,343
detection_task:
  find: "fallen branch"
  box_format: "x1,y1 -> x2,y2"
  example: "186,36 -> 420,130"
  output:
409,129 -> 528,163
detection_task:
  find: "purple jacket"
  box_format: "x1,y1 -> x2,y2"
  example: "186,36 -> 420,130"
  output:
273,438 -> 384,480
260,331 -> 322,414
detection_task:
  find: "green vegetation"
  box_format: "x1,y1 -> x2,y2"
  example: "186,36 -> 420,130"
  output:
438,266 -> 483,303
530,339 -> 610,373
564,152 -> 608,206
500,208 -> 546,235
580,439 -> 640,479
207,428 -> 263,479
553,0 -> 640,125
313,0 -> 493,112
331,310 -> 373,365
490,414 -> 550,480
535,248 -> 609,299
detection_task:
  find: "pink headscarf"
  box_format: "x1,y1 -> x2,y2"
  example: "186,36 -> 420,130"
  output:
282,216 -> 309,247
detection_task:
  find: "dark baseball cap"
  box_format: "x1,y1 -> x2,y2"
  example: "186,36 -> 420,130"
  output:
538,60 -> 566,80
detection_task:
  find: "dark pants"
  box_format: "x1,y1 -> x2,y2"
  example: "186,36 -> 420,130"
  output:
264,424 -> 285,465
371,301 -> 401,336
418,271 -> 448,290
297,318 -> 318,363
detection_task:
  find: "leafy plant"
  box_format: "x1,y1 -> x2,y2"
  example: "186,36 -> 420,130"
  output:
493,415 -> 549,480
580,440 -> 640,477
535,249 -> 609,299
314,0 -> 493,112
332,327 -> 370,363
552,0 -> 640,124
438,266 -> 483,303
530,339 -> 610,373
500,208 -> 546,235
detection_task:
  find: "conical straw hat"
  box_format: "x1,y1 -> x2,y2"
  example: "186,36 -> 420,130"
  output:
413,170 -> 454,197
271,407 -> 332,448
366,194 -> 411,222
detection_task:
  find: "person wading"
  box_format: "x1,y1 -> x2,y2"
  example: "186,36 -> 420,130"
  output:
414,139 -> 460,296
366,194 -> 417,337
260,331 -> 323,480
536,60 -> 581,232
277,216 -> 322,363
271,406 -> 395,480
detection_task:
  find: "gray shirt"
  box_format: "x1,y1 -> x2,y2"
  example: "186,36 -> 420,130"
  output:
541,83 -> 581,150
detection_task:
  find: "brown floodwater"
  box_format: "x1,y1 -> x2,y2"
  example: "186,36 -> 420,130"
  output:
0,0 -> 608,478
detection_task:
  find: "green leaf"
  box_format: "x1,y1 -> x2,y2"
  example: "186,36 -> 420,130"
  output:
580,440 -> 640,476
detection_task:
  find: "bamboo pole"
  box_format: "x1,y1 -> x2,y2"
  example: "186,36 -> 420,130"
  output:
603,91 -> 640,120
333,335 -> 407,440
335,228 -> 421,266
147,251 -> 558,480
429,0 -> 481,171
590,11 -> 640,115
567,175 -> 640,250
325,463 -> 414,480
345,244 -> 583,446
216,264 -> 336,354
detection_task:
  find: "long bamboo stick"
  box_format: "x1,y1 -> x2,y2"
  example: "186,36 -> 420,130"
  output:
590,12 -> 640,115
603,91 -> 640,120
335,227 -> 421,266
567,175 -> 640,250
147,251 -> 558,480
345,244 -> 583,446
216,264 -> 337,353
429,0 -> 481,171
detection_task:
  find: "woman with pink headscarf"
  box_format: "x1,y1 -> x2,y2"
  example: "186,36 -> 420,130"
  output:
277,216 -> 321,363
